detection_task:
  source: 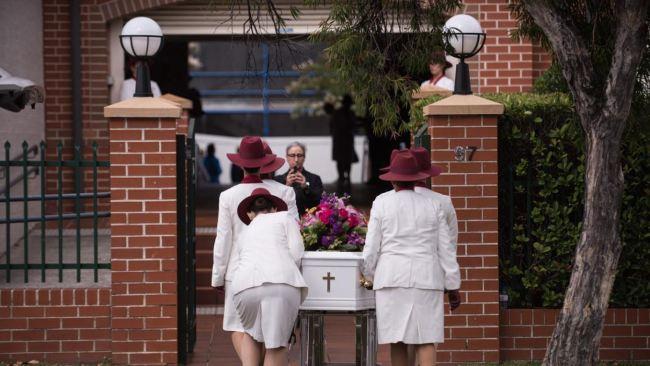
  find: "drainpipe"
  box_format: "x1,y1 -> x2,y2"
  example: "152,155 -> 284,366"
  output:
70,0 -> 83,191
71,0 -> 82,149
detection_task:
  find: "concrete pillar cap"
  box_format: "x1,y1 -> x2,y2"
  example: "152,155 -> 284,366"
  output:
424,94 -> 504,116
104,97 -> 182,118
161,93 -> 193,110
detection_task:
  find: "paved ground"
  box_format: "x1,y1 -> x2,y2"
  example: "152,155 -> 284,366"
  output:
187,313 -> 394,366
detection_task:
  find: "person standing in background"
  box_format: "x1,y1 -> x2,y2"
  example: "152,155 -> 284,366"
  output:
420,51 -> 454,91
328,94 -> 358,195
203,143 -> 222,184
274,142 -> 324,216
260,141 -> 299,221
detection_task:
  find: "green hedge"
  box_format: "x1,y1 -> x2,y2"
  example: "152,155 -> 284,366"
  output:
410,93 -> 649,308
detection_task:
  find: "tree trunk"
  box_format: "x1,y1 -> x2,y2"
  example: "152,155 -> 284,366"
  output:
542,126 -> 625,366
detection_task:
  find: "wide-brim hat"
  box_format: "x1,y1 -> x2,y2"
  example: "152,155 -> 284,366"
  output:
227,136 -> 277,168
430,50 -> 452,69
379,149 -> 409,173
259,141 -> 286,175
379,151 -> 430,182
410,147 -> 442,177
237,188 -> 288,225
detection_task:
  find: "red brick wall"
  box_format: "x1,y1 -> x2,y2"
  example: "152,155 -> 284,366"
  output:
463,1 -> 551,93
108,116 -> 179,365
430,114 -> 500,364
41,0 -> 183,217
0,288 -> 111,364
501,308 -> 650,362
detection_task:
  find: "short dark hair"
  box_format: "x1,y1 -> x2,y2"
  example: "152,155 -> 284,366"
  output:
393,181 -> 415,189
243,167 -> 260,174
207,143 -> 216,156
249,197 -> 275,214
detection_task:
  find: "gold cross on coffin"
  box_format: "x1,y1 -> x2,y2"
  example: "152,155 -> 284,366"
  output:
322,272 -> 335,292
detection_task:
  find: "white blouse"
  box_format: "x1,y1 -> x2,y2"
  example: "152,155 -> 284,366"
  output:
420,76 -> 454,91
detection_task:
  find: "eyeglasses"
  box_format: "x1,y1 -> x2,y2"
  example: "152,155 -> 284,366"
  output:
287,153 -> 305,158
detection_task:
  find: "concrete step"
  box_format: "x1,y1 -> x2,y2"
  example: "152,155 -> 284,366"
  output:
196,232 -> 220,305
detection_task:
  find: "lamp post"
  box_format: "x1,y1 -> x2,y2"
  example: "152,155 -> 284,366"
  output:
443,14 -> 486,95
119,17 -> 163,97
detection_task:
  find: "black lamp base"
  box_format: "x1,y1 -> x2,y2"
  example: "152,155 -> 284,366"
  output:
453,59 -> 472,95
134,61 -> 153,97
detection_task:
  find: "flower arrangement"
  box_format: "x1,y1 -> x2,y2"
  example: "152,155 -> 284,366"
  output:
300,193 -> 368,251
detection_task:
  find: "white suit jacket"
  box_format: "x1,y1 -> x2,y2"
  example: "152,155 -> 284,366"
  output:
361,190 -> 461,291
211,180 -> 293,287
414,186 -> 458,251
230,212 -> 308,301
263,178 -> 299,221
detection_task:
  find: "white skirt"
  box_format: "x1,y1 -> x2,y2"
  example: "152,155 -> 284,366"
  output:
233,283 -> 301,349
375,287 -> 444,344
223,281 -> 245,332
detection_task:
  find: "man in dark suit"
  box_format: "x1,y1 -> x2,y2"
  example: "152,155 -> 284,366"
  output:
274,141 -> 324,216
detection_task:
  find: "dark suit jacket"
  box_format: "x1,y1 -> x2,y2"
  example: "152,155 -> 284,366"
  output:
274,168 -> 324,216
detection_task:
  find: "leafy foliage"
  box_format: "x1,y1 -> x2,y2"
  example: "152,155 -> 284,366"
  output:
409,92 -> 649,307
305,0 -> 461,135
493,93 -> 649,308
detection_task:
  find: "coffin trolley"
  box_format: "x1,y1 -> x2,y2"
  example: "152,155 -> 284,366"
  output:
299,251 -> 378,366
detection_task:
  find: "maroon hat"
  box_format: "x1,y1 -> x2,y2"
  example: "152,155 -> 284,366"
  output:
379,149 -> 410,173
259,141 -> 286,175
379,151 -> 430,182
237,188 -> 288,225
410,147 -> 442,177
227,136 -> 277,168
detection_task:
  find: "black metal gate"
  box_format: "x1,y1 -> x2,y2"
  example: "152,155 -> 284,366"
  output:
177,121 -> 197,364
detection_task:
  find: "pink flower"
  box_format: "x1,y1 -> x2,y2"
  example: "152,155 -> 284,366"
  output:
317,208 -> 332,223
348,213 -> 359,228
339,208 -> 349,219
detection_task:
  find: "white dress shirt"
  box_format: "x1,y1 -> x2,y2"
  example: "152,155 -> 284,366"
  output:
263,178 -> 299,221
119,78 -> 161,101
230,212 -> 308,300
414,186 -> 458,250
211,180 -> 291,287
362,189 -> 460,291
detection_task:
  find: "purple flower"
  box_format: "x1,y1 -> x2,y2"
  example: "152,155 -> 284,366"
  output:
321,235 -> 334,248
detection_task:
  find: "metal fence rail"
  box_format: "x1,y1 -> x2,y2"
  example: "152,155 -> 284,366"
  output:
1,141 -> 110,283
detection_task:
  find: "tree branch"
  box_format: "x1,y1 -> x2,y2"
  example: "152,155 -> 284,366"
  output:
603,0 -> 649,126
521,1 -> 598,124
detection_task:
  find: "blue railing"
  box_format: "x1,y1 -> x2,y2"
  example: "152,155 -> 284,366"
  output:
190,43 -> 319,135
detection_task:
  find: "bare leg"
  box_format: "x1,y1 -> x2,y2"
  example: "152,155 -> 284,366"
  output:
263,346 -> 288,366
391,343 -> 408,366
415,343 -> 436,366
232,331 -> 248,360
407,344 -> 416,365
240,333 -> 263,366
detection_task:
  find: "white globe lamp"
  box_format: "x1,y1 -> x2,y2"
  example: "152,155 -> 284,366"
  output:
119,17 -> 163,97
443,14 -> 486,95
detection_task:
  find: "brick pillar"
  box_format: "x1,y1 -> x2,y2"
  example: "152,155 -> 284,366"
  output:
105,98 -> 182,365
160,94 -> 193,135
424,95 -> 504,365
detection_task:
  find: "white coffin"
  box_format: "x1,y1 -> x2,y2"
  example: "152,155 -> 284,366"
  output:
300,251 -> 375,311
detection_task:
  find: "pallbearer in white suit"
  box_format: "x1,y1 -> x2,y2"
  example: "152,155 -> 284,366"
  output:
410,147 -> 459,257
230,188 -> 308,366
362,151 -> 461,366
211,136 -> 297,361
